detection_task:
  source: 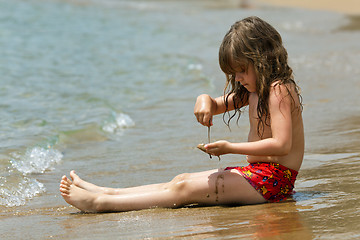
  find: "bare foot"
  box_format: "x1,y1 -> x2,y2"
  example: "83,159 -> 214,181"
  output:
69,170 -> 105,193
70,171 -> 120,195
60,175 -> 100,212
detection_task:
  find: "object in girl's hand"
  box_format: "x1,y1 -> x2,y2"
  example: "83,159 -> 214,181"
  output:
197,143 -> 207,153
197,143 -> 220,161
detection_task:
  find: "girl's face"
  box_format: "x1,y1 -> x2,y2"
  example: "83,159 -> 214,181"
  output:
234,62 -> 257,93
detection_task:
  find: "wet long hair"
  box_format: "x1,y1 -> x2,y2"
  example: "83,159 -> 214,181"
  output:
219,16 -> 302,137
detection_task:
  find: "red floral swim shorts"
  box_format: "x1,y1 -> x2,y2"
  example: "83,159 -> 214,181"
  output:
225,162 -> 298,202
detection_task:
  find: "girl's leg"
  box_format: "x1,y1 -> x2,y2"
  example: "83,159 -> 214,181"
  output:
66,171 -> 165,195
59,169 -> 266,212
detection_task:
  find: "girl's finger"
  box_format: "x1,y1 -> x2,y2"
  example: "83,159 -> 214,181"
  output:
203,114 -> 211,127
195,113 -> 203,124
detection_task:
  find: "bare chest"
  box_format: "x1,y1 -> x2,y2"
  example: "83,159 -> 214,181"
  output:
248,93 -> 272,140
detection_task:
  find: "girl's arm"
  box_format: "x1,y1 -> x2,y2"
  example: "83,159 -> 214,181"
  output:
205,84 -> 293,156
194,93 -> 246,127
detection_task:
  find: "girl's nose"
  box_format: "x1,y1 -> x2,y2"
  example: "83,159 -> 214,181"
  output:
235,73 -> 242,82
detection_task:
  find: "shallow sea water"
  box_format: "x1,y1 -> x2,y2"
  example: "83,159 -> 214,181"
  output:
1,0 -> 360,239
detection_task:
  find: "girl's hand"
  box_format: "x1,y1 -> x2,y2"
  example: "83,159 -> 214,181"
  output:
205,140 -> 231,156
194,94 -> 215,127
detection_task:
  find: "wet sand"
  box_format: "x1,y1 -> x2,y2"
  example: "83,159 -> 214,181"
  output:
256,0 -> 360,15
246,0 -> 360,30
1,201 -> 314,239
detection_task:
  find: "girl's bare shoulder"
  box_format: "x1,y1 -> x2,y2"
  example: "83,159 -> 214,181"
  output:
270,81 -> 302,111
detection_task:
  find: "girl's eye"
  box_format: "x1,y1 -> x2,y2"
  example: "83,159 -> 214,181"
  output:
234,66 -> 245,73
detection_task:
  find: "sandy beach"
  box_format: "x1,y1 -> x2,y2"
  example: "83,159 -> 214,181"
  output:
256,0 -> 360,15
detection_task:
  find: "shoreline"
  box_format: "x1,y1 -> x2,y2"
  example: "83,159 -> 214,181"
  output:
254,0 -> 360,15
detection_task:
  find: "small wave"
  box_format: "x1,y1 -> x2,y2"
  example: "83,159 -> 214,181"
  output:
10,147 -> 63,175
187,63 -> 203,71
102,112 -> 135,135
0,177 -> 46,207
281,21 -> 306,32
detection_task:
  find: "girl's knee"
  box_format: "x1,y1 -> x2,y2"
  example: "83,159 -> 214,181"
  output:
168,173 -> 191,193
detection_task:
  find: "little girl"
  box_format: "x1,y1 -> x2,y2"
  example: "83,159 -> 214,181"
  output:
60,16 -> 304,212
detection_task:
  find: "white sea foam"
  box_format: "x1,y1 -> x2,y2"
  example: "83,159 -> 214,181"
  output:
281,21 -> 305,32
10,147 -> 63,175
187,63 -> 203,71
102,113 -> 135,135
0,177 -> 46,207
